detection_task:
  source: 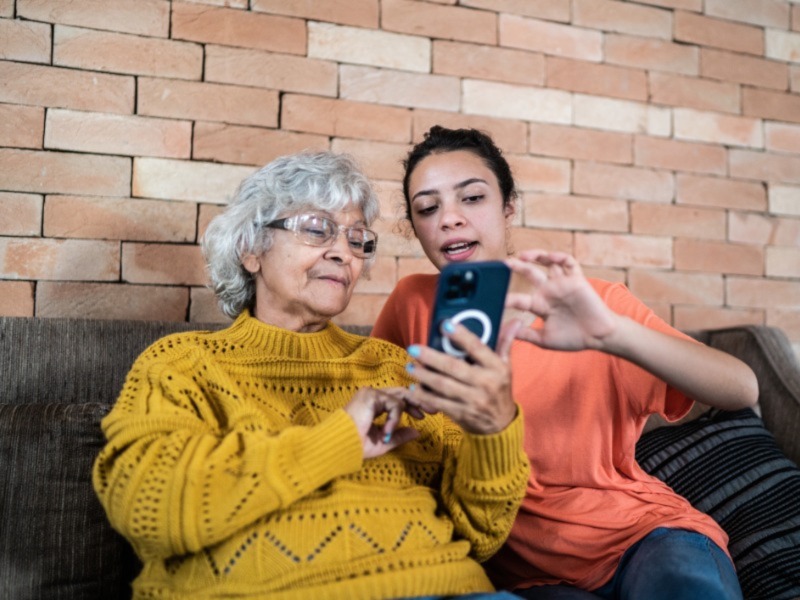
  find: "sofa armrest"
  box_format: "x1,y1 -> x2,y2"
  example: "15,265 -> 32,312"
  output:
689,325 -> 800,466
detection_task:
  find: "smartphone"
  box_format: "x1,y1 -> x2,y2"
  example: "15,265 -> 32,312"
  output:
428,261 -> 511,359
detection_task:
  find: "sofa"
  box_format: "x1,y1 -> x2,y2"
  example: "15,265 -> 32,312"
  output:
1,316 -> 799,600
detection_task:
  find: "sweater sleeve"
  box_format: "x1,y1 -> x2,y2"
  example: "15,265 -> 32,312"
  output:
438,408 -> 530,563
92,347 -> 364,561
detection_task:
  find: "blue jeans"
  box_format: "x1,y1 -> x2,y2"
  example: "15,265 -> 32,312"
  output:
516,528 -> 743,600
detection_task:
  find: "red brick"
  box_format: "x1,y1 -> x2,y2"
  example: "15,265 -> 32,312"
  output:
282,94 -> 411,143
766,246 -> 800,278
575,233 -> 673,268
649,72 -> 740,114
573,95 -> 670,136
728,276 -> 800,308
133,157 -> 255,204
573,0 -> 672,40
398,257 -> 439,279
331,138 -> 409,182
0,280 -> 34,317
45,109 -> 191,158
0,0 -> 12,16
0,103 -> 43,149
309,21 -> 429,73
334,293 -> 389,327
183,0 -> 247,6
528,123 -> 632,164
674,10 -> 763,55
189,286 -> 230,324
729,211 -> 800,246
0,149 -> 131,196
122,242 -> 207,286
54,25 -> 202,80
603,33 -> 698,76
673,306 -> 764,331
673,108 -> 763,149
628,269 -> 724,305
574,161 -> 674,203
17,0 -> 170,36
251,0 -> 379,28
769,185 -> 800,216
0,61 -> 134,114
36,281 -> 189,321
138,77 -> 279,128
507,155 -> 571,193
634,136 -> 727,176
705,0 -> 790,29
433,40 -> 545,87
765,122 -> 800,154
524,193 -> 628,232
631,203 -> 726,240
730,150 -> 800,185
0,237 -> 119,280
44,196 -> 197,242
462,0 -> 570,22
382,0 -> 496,44
701,48 -> 788,91
674,239 -> 763,276
172,2 -> 305,54
193,122 -> 329,167
794,4 -> 800,31
499,13 -> 603,61
676,174 -> 766,211
545,56 -> 647,101
743,88 -> 800,125
510,227 -> 574,256
792,66 -> 800,93
582,266 -> 627,283
0,18 -> 51,63
634,0 -> 700,9
205,46 -> 338,97
0,192 -> 42,236
463,79 -> 571,124
412,110 -> 528,154
341,65 -> 460,112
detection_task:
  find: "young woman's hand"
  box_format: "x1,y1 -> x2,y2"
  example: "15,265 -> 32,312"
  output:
404,320 -> 520,435
504,249 -> 618,351
344,387 -> 423,459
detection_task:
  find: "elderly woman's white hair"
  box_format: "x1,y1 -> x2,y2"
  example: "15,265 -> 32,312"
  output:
203,151 -> 380,318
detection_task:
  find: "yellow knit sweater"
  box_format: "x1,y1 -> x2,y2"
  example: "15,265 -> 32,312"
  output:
93,311 -> 529,599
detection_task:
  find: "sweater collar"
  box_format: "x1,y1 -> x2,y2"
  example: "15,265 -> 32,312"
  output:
221,309 -> 362,360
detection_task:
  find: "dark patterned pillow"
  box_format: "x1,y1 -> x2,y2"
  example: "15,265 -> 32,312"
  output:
0,403 -> 139,600
637,408 -> 800,600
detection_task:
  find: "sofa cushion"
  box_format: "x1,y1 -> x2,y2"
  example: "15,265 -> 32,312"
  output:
0,402 -> 138,600
637,408 -> 800,600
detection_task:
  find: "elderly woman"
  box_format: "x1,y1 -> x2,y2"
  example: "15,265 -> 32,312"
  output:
92,151 -> 529,600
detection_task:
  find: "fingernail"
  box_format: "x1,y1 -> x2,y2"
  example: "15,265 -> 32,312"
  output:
409,383 -> 416,392
383,432 -> 392,443
407,345 -> 421,358
405,363 -> 415,373
442,319 -> 455,334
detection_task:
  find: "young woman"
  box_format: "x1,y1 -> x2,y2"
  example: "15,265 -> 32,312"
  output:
372,126 -> 759,600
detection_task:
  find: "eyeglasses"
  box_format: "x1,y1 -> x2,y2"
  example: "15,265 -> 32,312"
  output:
264,213 -> 378,259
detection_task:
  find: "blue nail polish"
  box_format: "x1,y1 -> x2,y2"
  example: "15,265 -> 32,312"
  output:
407,345 -> 421,358
405,363 -> 414,373
442,319 -> 455,334
383,432 -> 392,443
409,383 -> 416,392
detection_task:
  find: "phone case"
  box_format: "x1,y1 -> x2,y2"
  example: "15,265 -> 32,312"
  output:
427,260 -> 511,358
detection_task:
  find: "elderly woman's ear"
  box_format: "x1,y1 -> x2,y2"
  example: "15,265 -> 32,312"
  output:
241,254 -> 260,275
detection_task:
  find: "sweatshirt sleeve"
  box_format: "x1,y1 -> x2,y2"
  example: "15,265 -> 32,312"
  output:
438,408 -> 530,562
92,346 -> 364,561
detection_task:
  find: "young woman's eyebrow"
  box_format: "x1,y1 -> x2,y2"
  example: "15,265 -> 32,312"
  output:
411,178 -> 488,202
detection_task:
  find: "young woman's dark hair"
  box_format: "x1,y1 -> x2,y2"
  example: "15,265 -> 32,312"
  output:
401,125 -> 518,223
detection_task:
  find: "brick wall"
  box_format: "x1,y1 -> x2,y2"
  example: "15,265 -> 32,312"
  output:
1,0 -> 799,356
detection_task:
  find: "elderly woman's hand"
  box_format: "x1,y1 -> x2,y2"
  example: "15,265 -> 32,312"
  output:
344,387 -> 423,459
404,321 -> 520,435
